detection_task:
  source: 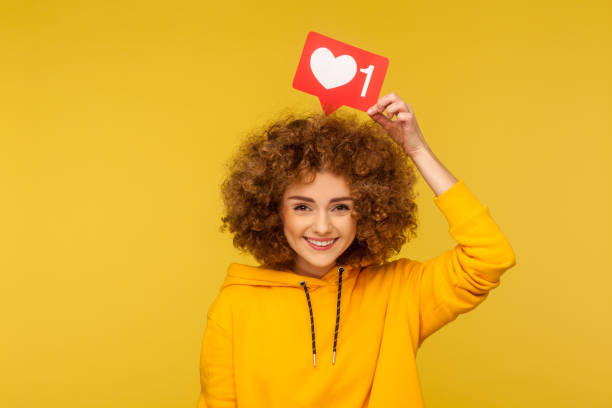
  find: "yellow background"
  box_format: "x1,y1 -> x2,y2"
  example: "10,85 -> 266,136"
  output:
1,0 -> 610,407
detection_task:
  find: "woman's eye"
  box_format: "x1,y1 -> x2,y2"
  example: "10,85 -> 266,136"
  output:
292,204 -> 350,212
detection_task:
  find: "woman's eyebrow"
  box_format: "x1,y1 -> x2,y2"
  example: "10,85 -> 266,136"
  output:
287,195 -> 354,203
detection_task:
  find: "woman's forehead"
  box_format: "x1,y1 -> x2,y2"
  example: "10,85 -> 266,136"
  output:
283,171 -> 352,198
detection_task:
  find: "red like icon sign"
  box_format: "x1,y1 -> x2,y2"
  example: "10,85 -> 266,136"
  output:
292,32 -> 389,115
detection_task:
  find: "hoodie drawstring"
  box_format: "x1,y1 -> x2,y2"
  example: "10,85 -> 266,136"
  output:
299,266 -> 344,367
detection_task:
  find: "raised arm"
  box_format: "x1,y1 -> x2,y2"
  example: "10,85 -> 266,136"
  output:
369,93 -> 516,347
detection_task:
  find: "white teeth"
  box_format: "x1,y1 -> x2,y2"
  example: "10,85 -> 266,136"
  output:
307,238 -> 335,246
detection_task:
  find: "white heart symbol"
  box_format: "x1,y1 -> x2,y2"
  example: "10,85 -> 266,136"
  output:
310,47 -> 357,90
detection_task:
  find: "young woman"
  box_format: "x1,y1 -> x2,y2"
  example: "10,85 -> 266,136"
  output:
198,92 -> 516,407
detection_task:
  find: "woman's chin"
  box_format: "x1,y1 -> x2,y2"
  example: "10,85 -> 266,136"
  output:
295,255 -> 337,275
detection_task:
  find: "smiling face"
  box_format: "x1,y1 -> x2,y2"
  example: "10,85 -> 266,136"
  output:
280,171 -> 357,278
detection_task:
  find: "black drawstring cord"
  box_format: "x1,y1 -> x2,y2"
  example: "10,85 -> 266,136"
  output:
299,280 -> 317,367
299,266 -> 345,367
333,266 -> 344,364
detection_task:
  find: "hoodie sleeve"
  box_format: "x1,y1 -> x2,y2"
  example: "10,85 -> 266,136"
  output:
198,292 -> 236,408
414,179 -> 517,347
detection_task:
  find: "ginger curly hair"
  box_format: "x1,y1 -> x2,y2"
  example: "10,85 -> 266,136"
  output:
219,110 -> 419,271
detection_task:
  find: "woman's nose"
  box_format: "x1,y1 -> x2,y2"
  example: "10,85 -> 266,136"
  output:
313,211 -> 332,235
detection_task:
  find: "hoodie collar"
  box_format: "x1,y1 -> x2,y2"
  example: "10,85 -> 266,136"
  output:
221,261 -> 363,290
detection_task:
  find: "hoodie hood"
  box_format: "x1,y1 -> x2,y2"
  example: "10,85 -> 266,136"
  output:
221,261 -> 364,290
220,261 -> 369,367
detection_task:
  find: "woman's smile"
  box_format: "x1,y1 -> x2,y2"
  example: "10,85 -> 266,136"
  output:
304,237 -> 339,250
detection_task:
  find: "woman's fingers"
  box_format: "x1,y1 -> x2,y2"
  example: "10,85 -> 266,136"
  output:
385,101 -> 408,118
396,112 -> 413,122
367,93 -> 393,114
378,92 -> 401,105
367,92 -> 406,116
367,92 -> 413,130
370,111 -> 394,132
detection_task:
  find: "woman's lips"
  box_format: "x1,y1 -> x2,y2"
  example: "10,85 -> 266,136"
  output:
304,237 -> 338,251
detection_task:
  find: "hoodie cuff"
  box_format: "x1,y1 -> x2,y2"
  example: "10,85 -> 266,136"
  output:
433,180 -> 487,230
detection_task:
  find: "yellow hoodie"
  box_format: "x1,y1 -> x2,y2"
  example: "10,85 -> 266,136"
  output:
198,179 -> 516,407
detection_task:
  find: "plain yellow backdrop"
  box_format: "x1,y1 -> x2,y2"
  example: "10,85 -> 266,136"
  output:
1,0 -> 610,407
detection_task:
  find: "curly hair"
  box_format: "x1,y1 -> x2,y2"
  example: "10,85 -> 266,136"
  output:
219,110 -> 419,271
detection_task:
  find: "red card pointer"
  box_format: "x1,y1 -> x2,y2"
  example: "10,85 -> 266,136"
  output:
292,32 -> 389,115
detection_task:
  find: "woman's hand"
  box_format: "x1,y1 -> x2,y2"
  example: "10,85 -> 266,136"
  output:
367,92 -> 428,157
369,92 -> 459,196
